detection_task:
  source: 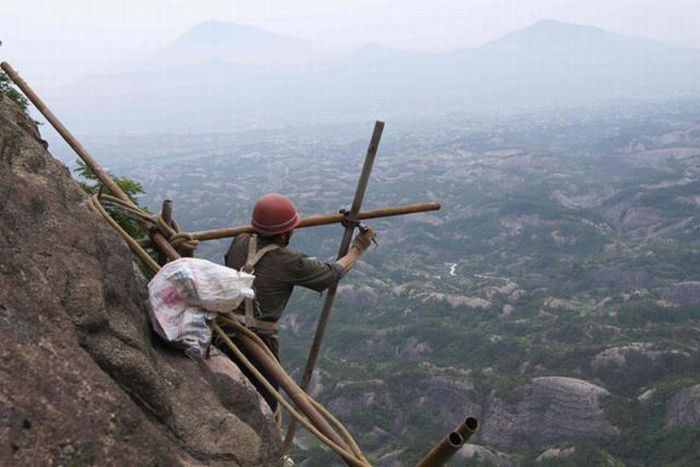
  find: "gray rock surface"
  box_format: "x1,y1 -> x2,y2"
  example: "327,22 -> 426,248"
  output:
591,343 -> 690,370
665,383 -> 700,429
662,281 -> 700,305
455,444 -> 515,466
0,95 -> 281,465
480,377 -> 618,450
535,446 -> 576,463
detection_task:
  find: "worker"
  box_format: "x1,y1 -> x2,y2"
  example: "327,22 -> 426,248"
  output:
215,193 -> 375,411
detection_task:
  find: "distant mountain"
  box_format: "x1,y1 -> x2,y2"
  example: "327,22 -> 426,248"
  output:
46,19 -> 700,133
480,19 -> 668,53
443,19 -> 700,103
148,20 -> 316,67
343,42 -> 415,63
176,20 -> 290,47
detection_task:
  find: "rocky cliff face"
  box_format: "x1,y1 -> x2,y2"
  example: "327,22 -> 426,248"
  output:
665,383 -> 700,429
0,95 -> 281,465
480,377 -> 618,450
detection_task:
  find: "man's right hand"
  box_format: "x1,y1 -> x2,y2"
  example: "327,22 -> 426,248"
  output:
351,227 -> 375,252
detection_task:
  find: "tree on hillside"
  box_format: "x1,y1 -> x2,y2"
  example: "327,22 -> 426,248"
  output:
74,159 -> 149,241
0,71 -> 29,111
74,160 -> 161,275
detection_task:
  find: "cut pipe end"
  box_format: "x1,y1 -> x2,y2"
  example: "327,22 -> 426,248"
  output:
448,432 -> 464,448
454,416 -> 479,444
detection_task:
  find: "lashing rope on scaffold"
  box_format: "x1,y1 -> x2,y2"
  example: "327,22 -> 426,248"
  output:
86,193 -> 371,466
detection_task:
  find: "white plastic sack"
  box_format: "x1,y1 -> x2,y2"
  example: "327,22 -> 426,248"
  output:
147,258 -> 255,358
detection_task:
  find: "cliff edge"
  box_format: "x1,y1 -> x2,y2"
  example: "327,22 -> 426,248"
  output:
0,94 -> 281,466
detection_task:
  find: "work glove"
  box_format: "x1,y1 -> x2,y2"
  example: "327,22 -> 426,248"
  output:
351,227 -> 375,252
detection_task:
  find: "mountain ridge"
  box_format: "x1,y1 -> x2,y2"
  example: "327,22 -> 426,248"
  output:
151,19 -> 315,67
174,20 -> 293,46
44,19 -> 700,133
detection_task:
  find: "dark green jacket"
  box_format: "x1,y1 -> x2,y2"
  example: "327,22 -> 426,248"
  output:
225,233 -> 342,323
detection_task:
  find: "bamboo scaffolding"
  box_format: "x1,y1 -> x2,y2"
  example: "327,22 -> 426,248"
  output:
0,61 -> 180,261
283,120 -> 384,452
2,60 -> 473,466
187,202 -> 440,242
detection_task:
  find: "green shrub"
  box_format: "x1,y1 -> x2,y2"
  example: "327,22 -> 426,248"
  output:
74,159 -> 147,240
0,71 -> 28,111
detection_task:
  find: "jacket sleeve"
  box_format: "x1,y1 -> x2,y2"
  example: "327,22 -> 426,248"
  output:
284,250 -> 342,292
224,234 -> 249,270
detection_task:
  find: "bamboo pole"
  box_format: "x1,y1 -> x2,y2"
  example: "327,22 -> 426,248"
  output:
212,322 -> 368,466
233,331 -> 354,459
283,120 -> 384,452
187,201 -> 441,241
161,199 -> 173,226
1,61 -> 181,261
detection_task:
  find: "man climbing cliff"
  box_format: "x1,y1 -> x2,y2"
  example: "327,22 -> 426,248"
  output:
215,193 -> 375,411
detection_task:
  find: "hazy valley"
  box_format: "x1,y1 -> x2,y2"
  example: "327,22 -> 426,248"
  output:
6,1 -> 700,464
47,99 -> 700,466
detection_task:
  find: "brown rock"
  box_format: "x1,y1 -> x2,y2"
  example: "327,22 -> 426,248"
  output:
0,97 -> 281,465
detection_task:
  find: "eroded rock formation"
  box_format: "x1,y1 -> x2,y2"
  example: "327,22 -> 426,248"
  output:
0,95 -> 281,465
481,376 -> 618,450
455,444 -> 515,467
665,383 -> 700,430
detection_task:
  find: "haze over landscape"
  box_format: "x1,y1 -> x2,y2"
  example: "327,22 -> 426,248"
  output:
2,0 -> 700,135
2,2 -> 700,466
5,15 -> 700,135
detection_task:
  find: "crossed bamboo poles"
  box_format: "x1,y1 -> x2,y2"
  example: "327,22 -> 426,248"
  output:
2,60 -> 476,467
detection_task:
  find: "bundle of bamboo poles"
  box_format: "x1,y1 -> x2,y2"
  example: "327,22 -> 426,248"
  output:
1,61 -> 372,466
2,60 -> 478,467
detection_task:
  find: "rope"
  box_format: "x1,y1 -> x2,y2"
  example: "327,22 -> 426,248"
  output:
216,317 -> 369,463
87,196 -> 161,272
167,230 -> 198,250
97,193 -> 199,251
212,323 -> 370,467
99,194 -> 156,224
88,193 -> 369,466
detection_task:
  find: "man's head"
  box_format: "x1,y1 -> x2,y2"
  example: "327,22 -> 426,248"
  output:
251,193 -> 301,244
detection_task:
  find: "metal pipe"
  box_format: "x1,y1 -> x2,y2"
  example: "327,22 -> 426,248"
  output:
188,201 -> 440,241
415,417 -> 479,467
454,416 -> 478,443
1,61 -> 181,261
417,432 -> 464,467
283,120 -> 384,452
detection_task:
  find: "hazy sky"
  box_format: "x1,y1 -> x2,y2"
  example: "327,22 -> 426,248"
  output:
2,0 -> 700,87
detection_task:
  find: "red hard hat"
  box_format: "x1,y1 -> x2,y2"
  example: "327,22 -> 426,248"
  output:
251,193 -> 302,236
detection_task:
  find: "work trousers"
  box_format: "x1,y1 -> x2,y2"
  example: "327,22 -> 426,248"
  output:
214,332 -> 280,412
